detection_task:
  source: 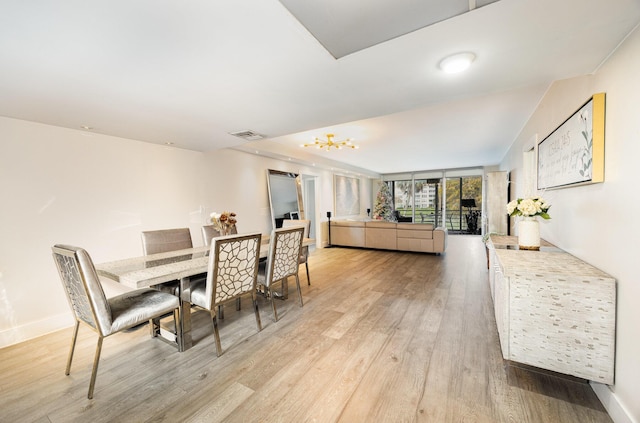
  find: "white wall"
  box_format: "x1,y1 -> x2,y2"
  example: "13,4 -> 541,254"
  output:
0,116 -> 370,347
500,27 -> 640,423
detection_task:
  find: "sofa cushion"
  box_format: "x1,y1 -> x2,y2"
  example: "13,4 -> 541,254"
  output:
365,221 -> 397,229
332,220 -> 365,227
331,221 -> 365,247
396,223 -> 434,230
365,225 -> 397,250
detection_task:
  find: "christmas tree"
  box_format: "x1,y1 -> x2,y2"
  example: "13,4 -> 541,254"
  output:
373,181 -> 393,221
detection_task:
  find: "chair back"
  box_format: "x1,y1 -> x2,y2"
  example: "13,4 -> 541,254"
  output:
52,245 -> 112,336
282,219 -> 310,261
282,219 -> 310,238
264,226 -> 304,287
141,228 -> 192,255
201,224 -> 238,247
199,233 -> 262,310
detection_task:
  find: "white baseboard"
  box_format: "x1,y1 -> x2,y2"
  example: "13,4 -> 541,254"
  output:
0,312 -> 74,349
591,382 -> 637,423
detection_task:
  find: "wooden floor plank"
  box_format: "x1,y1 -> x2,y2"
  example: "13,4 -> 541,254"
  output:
0,236 -> 613,423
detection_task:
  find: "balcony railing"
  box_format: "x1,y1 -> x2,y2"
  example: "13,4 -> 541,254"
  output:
394,208 -> 481,234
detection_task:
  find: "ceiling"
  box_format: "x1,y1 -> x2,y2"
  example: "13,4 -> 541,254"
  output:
278,0 -> 501,59
1,0 -> 639,177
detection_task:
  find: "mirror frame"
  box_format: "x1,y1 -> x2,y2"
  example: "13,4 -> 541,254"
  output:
266,169 -> 305,230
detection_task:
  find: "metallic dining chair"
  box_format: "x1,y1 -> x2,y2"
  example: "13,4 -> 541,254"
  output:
189,233 -> 262,356
141,228 -> 196,295
257,226 -> 304,322
52,245 -> 181,399
141,227 -> 194,255
141,227 -> 204,331
282,219 -> 312,286
141,226 -> 208,292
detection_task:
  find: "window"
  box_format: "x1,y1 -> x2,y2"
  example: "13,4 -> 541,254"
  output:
384,171 -> 482,234
445,176 -> 482,234
387,178 -> 443,225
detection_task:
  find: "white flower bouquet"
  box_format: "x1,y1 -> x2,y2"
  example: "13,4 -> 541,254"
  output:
506,197 -> 551,219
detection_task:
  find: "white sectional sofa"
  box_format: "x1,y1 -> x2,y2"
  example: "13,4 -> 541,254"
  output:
330,220 -> 447,254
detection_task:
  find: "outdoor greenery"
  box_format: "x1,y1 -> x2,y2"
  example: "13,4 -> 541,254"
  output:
389,176 -> 483,232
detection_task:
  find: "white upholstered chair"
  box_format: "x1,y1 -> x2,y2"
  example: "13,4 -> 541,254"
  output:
282,219 -> 311,286
257,226 -> 304,322
202,224 -> 242,317
189,233 -> 263,356
52,245 -> 181,399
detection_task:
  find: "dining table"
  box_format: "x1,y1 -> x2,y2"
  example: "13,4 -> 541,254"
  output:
95,236 -> 315,352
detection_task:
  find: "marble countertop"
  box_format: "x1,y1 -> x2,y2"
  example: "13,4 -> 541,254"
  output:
96,238 -> 315,289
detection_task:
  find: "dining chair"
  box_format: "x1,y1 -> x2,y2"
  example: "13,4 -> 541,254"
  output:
141,228 -> 196,295
189,233 -> 262,356
202,224 -> 242,317
52,245 -> 181,399
257,226 -> 304,322
141,227 -> 206,330
201,224 -> 238,247
282,219 -> 312,286
141,227 -> 193,255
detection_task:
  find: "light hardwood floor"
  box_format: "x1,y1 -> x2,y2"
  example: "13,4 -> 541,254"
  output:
0,236 -> 612,422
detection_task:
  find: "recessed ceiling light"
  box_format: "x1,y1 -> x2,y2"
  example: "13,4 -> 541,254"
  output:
80,125 -> 93,130
164,142 -> 174,145
439,52 -> 476,74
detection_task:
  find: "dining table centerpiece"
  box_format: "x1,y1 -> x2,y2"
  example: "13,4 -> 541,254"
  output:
210,211 -> 237,236
506,197 -> 551,250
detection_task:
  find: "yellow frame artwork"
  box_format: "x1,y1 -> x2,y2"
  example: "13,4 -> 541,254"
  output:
537,93 -> 606,190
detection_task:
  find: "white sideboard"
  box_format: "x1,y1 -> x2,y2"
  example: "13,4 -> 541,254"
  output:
488,236 -> 616,384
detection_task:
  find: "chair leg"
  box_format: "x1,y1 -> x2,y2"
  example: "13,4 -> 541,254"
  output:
236,297 -> 241,311
217,304 -> 224,319
211,311 -> 223,357
173,308 -> 182,346
295,274 -> 304,307
150,318 -> 160,337
65,320 -> 80,376
252,293 -> 262,331
87,336 -> 104,399
269,287 -> 279,322
305,262 -> 311,286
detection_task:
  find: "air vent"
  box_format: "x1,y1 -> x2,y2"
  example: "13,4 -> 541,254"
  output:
229,130 -> 264,141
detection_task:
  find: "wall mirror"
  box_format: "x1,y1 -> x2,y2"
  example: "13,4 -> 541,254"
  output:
266,169 -> 304,229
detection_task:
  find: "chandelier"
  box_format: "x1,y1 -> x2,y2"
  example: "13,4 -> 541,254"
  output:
302,134 -> 359,151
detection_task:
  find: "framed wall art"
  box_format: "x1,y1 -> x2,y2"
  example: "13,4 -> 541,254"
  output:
334,174 -> 360,216
537,93 -> 605,190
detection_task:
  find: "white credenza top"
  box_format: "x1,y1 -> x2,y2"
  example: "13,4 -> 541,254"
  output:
495,248 -> 614,279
